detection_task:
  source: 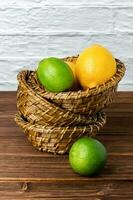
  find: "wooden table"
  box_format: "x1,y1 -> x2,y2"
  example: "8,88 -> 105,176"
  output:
0,92 -> 133,199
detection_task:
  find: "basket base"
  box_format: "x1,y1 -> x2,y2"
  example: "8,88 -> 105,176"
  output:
15,112 -> 106,154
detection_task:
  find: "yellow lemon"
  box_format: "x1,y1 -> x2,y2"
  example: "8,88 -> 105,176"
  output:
65,61 -> 79,90
76,44 -> 117,89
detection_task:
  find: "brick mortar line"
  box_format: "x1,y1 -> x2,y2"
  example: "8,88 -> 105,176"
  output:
0,31 -> 132,36
0,5 -> 133,9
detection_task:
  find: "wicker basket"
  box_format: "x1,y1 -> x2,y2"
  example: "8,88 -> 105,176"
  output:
16,57 -> 125,126
29,57 -> 125,114
15,111 -> 106,154
15,56 -> 125,154
17,70 -> 105,127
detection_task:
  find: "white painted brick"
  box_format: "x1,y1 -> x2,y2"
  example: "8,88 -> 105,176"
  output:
47,34 -> 91,57
90,33 -> 133,59
114,57 -> 133,90
120,58 -> 133,84
43,7 -> 112,32
0,83 -> 17,91
46,0 -> 133,5
0,7 -> 113,33
0,33 -> 133,61
47,34 -> 115,58
36,33 -> 133,59
0,35 -> 48,57
0,0 -> 42,7
115,7 -> 133,32
0,8 -> 29,32
0,0 -> 132,91
111,0 -> 133,5
42,0 -> 114,6
47,0 -> 133,5
0,57 -> 40,90
0,58 -> 39,83
1,0 -> 133,7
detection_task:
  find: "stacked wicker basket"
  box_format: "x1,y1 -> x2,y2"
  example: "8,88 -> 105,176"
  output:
15,56 -> 125,154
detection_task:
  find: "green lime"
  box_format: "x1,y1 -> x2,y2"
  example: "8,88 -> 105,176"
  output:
37,57 -> 74,92
69,137 -> 107,176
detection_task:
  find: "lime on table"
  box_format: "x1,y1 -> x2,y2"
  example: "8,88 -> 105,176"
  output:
69,137 -> 107,176
37,57 -> 74,92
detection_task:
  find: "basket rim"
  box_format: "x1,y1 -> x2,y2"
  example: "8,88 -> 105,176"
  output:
17,70 -> 108,118
18,57 -> 125,100
15,111 -> 106,132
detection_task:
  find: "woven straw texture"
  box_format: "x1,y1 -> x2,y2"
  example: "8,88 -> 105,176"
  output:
15,56 -> 125,154
15,112 -> 106,154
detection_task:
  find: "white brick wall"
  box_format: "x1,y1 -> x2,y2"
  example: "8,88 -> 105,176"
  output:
0,0 -> 132,91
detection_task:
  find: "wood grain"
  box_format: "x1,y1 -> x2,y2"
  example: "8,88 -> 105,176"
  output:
0,181 -> 133,200
0,92 -> 133,199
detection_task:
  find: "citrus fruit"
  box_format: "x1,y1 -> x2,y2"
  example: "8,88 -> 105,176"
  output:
76,44 -> 116,89
65,61 -> 79,90
69,137 -> 107,176
37,57 -> 74,92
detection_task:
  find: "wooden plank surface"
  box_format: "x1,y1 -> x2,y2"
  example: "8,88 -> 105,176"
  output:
0,92 -> 133,199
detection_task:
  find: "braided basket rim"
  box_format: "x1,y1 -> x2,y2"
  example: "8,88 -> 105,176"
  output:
18,57 -> 125,100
